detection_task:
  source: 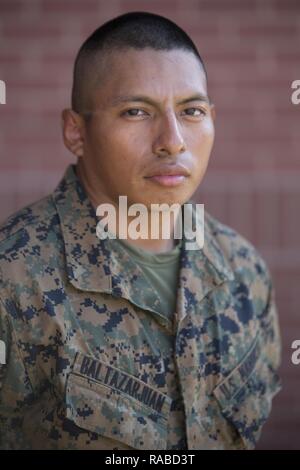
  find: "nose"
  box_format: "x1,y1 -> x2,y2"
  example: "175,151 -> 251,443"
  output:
152,111 -> 186,157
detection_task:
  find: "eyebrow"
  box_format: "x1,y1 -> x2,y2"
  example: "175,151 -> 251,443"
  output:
110,93 -> 210,107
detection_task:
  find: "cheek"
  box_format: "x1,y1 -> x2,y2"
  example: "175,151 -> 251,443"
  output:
104,136 -> 141,176
105,125 -> 146,153
110,131 -> 149,169
189,121 -> 214,152
200,118 -> 215,139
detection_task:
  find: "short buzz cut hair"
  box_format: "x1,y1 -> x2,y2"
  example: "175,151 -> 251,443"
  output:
71,11 -> 207,115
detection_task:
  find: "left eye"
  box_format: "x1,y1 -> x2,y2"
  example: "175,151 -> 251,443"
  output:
183,108 -> 205,116
123,109 -> 147,116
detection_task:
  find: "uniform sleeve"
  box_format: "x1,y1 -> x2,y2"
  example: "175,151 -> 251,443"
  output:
0,297 -> 35,449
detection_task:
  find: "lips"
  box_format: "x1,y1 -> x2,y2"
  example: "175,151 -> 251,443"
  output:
144,164 -> 190,187
145,164 -> 190,178
146,175 -> 186,187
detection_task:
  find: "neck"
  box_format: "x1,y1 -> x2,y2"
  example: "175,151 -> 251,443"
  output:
75,162 -> 181,254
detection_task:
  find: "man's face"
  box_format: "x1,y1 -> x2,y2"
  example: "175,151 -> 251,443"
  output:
76,48 -> 215,208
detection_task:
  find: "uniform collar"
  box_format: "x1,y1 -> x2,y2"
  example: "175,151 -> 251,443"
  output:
53,164 -> 234,316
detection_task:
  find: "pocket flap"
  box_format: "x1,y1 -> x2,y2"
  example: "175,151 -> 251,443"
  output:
65,353 -> 171,449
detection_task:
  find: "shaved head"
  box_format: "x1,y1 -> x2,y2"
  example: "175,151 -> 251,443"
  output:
71,11 -> 207,116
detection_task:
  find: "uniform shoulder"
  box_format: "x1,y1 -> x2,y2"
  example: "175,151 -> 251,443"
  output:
0,193 -> 57,250
204,210 -> 271,283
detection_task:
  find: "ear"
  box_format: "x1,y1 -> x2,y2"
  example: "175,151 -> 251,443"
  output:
210,103 -> 216,122
61,109 -> 85,158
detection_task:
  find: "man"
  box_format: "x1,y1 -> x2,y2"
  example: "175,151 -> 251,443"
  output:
0,12 -> 281,450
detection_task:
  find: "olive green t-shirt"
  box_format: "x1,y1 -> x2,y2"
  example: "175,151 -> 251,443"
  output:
117,238 -> 182,319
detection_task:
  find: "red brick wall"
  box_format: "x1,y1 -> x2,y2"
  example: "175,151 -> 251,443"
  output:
0,0 -> 299,449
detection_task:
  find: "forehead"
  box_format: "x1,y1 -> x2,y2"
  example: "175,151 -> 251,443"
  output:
92,48 -> 208,103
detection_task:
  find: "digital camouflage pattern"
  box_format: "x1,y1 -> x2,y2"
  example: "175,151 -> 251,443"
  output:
0,164 -> 281,450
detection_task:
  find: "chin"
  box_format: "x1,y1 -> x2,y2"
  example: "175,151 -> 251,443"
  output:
144,198 -> 187,209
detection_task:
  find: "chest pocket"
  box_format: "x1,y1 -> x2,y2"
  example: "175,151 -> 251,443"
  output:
65,353 -> 171,450
213,333 -> 281,449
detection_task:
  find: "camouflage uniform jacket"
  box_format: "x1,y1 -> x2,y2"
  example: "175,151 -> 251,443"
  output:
0,164 -> 281,450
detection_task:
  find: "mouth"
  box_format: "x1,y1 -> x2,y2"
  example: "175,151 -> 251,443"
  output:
144,165 -> 190,187
145,175 -> 187,187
